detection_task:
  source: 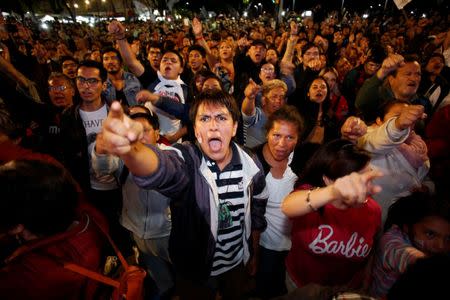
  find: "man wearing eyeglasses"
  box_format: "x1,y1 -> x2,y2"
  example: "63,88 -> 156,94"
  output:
60,61 -> 129,250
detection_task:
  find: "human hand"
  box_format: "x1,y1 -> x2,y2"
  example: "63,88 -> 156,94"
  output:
330,169 -> 383,208
97,101 -> 143,156
394,104 -> 426,130
244,78 -> 261,100
290,20 -> 299,36
107,20 -> 126,39
377,54 -> 404,80
306,58 -> 322,71
341,116 -> 367,142
280,60 -> 295,75
136,90 -> 160,104
192,17 -> 203,37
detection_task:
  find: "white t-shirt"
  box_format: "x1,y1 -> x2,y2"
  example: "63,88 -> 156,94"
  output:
79,104 -> 118,190
260,162 -> 298,251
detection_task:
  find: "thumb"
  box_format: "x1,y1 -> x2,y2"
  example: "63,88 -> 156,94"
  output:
109,101 -> 124,121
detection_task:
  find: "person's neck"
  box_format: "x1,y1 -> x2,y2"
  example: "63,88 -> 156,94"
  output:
108,69 -> 124,81
262,143 -> 288,178
216,146 -> 234,171
393,91 -> 414,102
80,98 -> 103,112
221,57 -> 233,64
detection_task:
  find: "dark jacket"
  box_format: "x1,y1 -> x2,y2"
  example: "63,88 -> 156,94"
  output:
132,142 -> 268,280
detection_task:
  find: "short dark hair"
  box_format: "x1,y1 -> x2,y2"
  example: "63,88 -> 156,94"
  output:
161,49 -> 184,68
77,60 -> 108,82
375,99 -> 409,121
299,139 -> 371,187
146,41 -> 162,52
48,72 -> 74,89
129,105 -> 160,130
0,160 -> 79,236
60,55 -> 78,65
189,90 -> 240,125
188,44 -> 206,58
101,46 -> 123,63
265,105 -> 304,137
301,42 -> 321,56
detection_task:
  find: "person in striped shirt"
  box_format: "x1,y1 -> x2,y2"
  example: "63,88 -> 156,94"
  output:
370,189 -> 450,298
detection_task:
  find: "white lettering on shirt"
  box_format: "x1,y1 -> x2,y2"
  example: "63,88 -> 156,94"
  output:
308,224 -> 371,258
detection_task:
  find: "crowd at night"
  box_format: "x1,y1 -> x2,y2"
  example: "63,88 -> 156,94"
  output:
0,1 -> 449,299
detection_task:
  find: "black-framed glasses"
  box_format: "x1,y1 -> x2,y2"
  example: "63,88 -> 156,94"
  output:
76,76 -> 101,86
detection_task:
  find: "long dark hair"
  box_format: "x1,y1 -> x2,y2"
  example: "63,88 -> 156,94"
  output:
297,139 -> 371,188
300,76 -> 332,141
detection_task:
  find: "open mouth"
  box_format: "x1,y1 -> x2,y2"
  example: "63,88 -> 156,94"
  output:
208,137 -> 222,152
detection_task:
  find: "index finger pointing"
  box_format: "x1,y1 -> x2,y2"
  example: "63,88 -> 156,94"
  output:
361,169 -> 384,183
109,101 -> 124,121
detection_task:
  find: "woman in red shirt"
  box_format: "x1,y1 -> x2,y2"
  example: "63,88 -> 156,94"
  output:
282,139 -> 382,292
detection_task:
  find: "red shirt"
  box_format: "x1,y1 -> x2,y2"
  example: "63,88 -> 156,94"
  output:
286,185 -> 381,289
0,207 -> 107,300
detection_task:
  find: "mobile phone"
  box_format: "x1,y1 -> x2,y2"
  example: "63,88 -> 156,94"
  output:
183,18 -> 189,26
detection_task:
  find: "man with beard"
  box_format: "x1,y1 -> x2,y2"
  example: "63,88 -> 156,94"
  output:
101,47 -> 142,107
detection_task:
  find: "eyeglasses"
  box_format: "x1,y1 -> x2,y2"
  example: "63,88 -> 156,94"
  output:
48,85 -> 68,92
261,68 -> 275,73
76,76 -> 101,86
62,63 -> 77,69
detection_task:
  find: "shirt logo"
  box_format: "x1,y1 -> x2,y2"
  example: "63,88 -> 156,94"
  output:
308,224 -> 371,258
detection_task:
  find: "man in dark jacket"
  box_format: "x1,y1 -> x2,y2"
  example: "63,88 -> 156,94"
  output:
96,91 -> 268,300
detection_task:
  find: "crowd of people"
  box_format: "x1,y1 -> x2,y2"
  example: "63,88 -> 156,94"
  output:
1,6 -> 450,300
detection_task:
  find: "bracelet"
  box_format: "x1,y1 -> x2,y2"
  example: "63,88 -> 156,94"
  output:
306,189 -> 318,212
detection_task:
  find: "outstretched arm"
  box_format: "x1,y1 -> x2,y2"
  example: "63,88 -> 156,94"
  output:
282,169 -> 382,218
97,101 -> 158,176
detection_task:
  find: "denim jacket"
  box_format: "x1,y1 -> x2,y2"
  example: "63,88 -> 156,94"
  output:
102,71 -> 142,106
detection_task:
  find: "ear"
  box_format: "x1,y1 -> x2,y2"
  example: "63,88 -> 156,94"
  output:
154,129 -> 160,142
322,175 -> 334,186
232,121 -> 238,137
102,81 -> 108,91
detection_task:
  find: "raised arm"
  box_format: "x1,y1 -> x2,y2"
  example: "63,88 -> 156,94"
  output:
192,18 -> 218,69
241,79 -> 261,117
357,105 -> 425,154
108,20 -> 145,77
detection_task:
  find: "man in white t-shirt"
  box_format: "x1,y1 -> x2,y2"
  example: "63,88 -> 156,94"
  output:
60,60 -> 129,250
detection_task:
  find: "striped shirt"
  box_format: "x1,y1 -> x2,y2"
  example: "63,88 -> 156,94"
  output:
370,225 -> 425,298
207,145 -> 246,276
